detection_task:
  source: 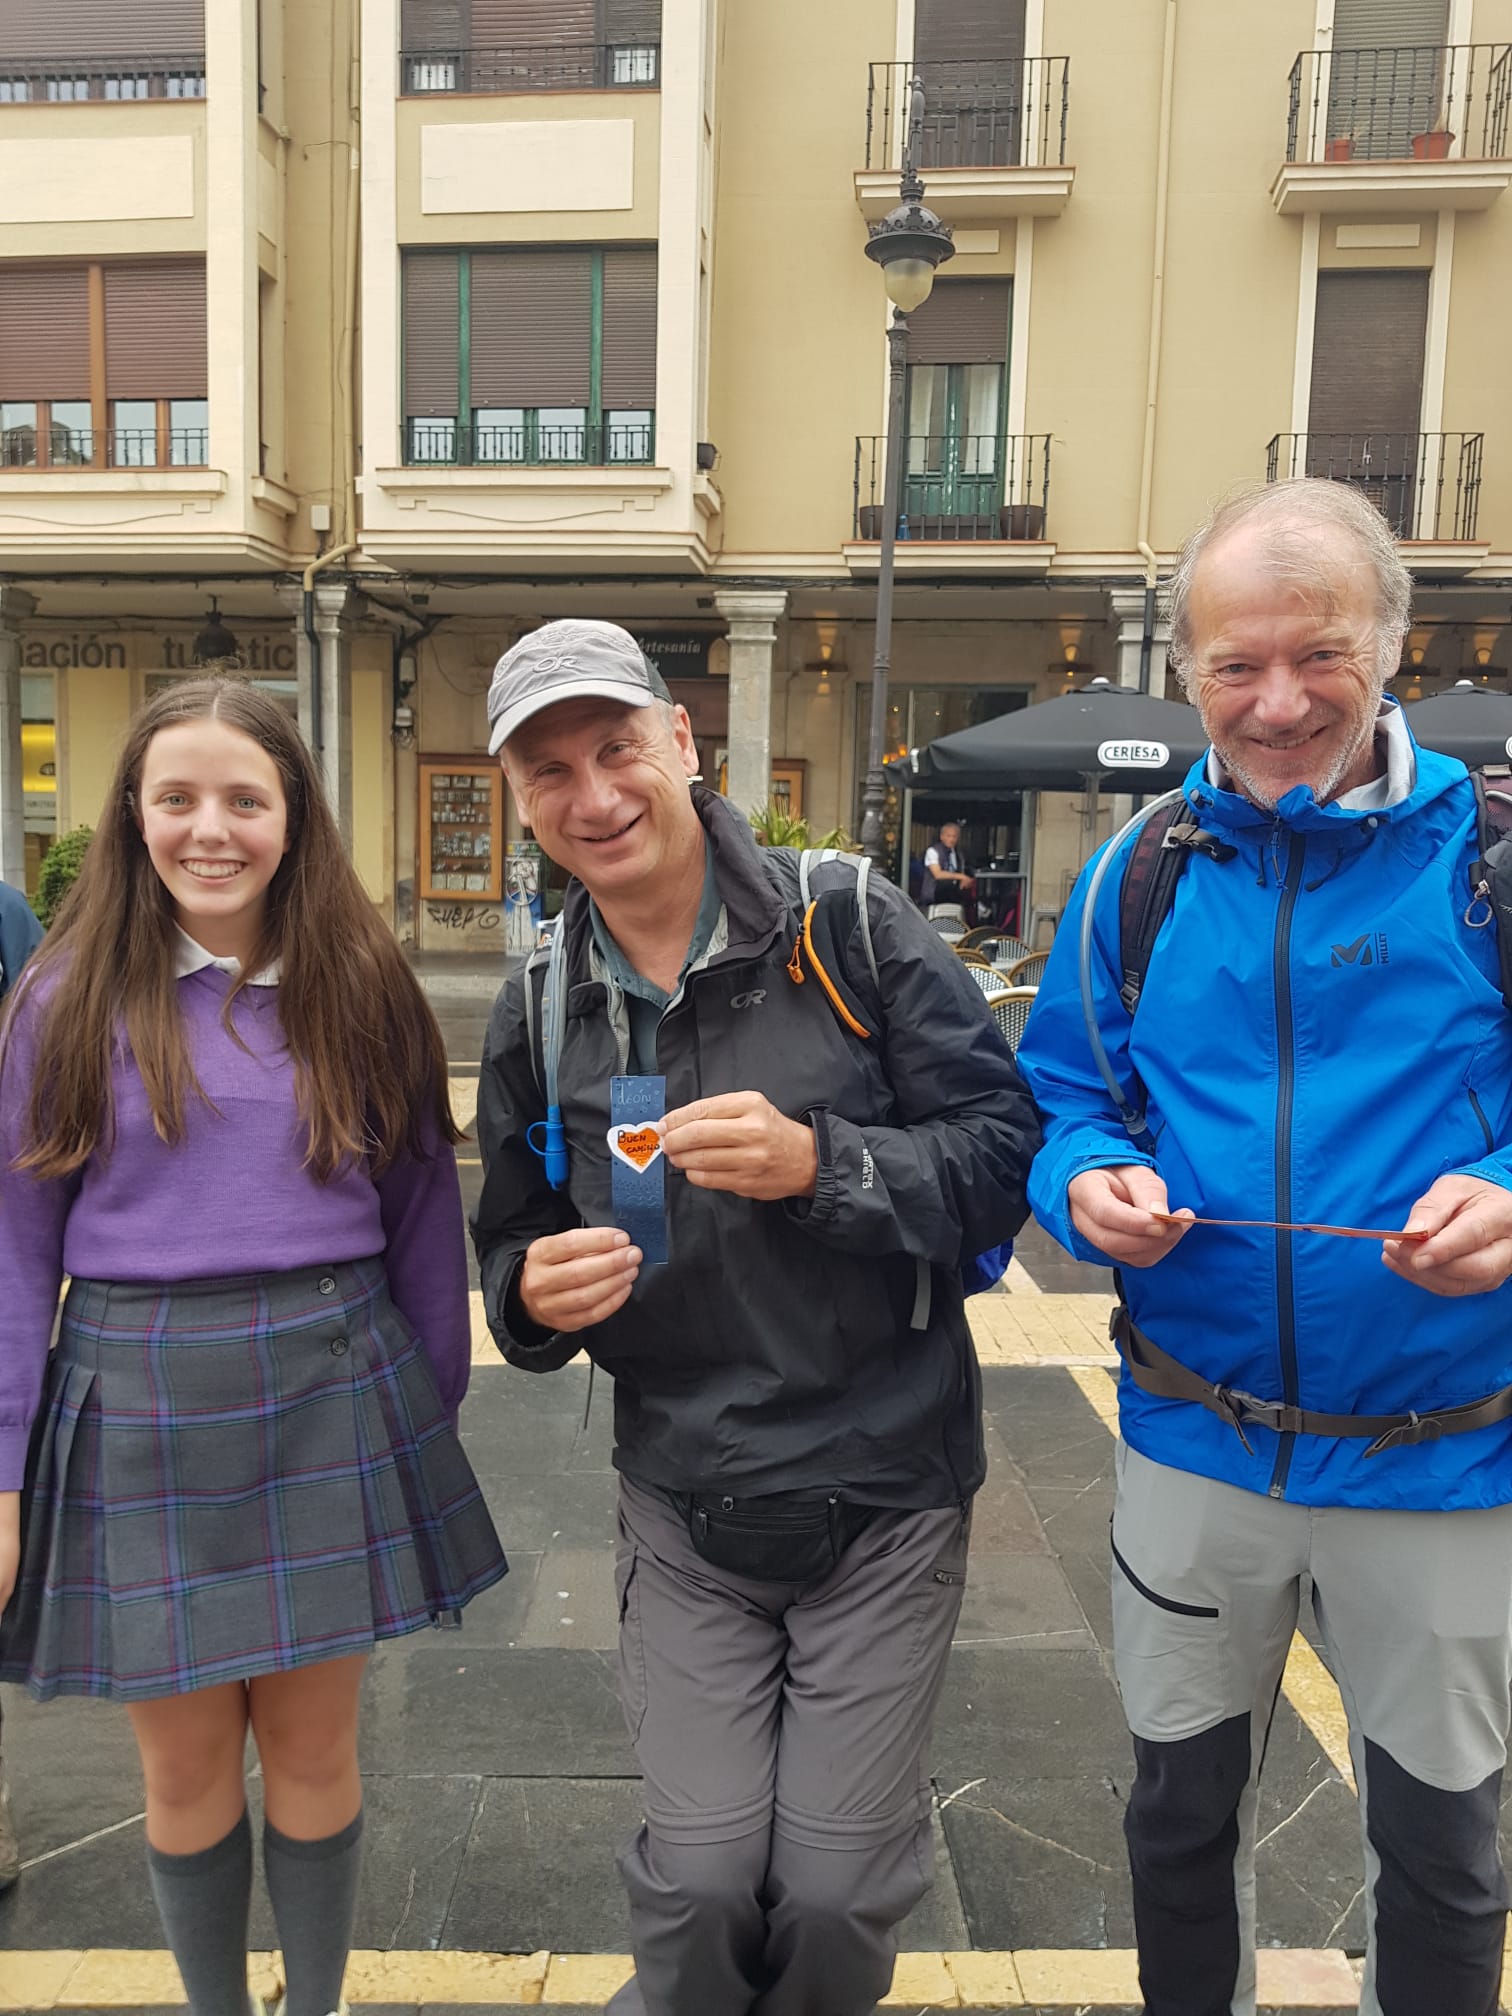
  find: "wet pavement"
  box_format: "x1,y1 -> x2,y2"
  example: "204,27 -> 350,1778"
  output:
1,982 -> 1499,2011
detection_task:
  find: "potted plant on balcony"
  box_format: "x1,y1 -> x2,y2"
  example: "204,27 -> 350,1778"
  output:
1324,133 -> 1356,162
999,503 -> 1046,540
1410,126 -> 1454,159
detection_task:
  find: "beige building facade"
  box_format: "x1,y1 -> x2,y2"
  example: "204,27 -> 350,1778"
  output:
1,0 -> 1510,944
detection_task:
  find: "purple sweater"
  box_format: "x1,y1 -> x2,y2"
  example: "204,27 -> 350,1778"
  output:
0,968 -> 471,1490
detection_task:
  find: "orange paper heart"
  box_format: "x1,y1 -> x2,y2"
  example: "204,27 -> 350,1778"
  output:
609,1124 -> 663,1173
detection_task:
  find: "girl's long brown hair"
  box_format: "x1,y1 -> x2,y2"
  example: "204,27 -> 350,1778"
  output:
8,676 -> 461,1180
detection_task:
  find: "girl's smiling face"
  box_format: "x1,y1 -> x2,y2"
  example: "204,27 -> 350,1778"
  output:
138,718 -> 291,961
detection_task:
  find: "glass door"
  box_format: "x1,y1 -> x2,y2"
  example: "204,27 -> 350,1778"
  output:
903,363 -> 1005,538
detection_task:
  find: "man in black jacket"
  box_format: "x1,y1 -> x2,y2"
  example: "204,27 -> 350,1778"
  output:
473,621 -> 1039,2016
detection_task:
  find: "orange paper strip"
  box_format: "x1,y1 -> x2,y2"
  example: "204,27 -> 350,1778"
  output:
1150,1212 -> 1429,1243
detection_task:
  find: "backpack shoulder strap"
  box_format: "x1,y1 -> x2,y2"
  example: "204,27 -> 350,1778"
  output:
853,854 -> 879,990
522,938 -> 553,1100
792,851 -> 928,1326
1469,766 -> 1512,1015
1117,800 -> 1190,1015
1117,805 -> 1239,1015
799,846 -> 844,910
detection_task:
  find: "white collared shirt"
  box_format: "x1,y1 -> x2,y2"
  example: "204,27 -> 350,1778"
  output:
173,925 -> 282,988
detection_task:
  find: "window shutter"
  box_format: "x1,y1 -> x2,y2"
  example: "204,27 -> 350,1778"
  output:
104,262 -> 207,399
403,255 -> 461,417
905,280 -> 1011,364
1330,0 -> 1449,47
470,0 -> 597,44
914,0 -> 1025,65
401,0 -> 469,50
469,250 -> 594,408
3,0 -> 205,58
1327,0 -> 1449,155
0,266 -> 91,399
601,248 -> 657,409
1309,271 -> 1429,437
605,0 -> 661,42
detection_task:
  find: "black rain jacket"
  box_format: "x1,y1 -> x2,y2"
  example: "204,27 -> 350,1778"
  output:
471,790 -> 1041,1507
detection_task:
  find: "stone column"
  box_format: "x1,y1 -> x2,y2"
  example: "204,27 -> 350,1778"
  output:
714,589 -> 788,818
0,588 -> 36,892
278,580 -> 354,846
1107,585 -> 1174,832
1108,585 -> 1171,699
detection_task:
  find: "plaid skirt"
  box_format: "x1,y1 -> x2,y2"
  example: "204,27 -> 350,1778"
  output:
0,1258 -> 507,1702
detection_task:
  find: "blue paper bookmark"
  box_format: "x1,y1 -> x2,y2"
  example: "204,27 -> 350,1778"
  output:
609,1075 -> 668,1266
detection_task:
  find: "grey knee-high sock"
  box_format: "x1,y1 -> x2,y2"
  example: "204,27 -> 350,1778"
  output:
145,1809 -> 253,2016
263,1809 -> 364,2016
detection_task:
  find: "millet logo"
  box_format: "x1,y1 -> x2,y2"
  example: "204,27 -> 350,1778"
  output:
1330,933 -> 1390,968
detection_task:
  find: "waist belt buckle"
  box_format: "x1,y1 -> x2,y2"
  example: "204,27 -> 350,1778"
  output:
1215,1386 -> 1303,1452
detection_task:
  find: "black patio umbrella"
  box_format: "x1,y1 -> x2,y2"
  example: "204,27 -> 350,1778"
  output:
889,677 -> 1210,794
1404,682 -> 1512,768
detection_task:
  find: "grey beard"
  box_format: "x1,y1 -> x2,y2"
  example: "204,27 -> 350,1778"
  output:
1214,710 -> 1380,812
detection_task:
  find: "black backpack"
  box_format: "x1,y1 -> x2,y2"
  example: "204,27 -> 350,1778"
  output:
1117,767 -> 1512,1019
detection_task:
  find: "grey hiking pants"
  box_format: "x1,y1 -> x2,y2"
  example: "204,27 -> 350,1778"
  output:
1112,1443 -> 1512,2016
606,1475 -> 969,2016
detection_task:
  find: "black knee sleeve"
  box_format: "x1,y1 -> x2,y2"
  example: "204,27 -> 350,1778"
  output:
1125,1714 -> 1253,2016
1364,1738 -> 1507,2016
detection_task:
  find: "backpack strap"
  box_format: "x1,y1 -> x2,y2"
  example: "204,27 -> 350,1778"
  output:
521,929 -> 570,1190
522,939 -> 552,1099
1468,766 -> 1512,1016
1118,807 -> 1238,1016
853,854 -> 879,990
790,849 -> 928,1328
799,846 -> 843,911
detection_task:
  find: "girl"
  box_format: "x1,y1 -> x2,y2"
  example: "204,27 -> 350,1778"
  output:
0,678 -> 507,2016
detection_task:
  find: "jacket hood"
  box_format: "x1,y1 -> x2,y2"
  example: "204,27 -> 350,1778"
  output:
1179,697 -> 1471,838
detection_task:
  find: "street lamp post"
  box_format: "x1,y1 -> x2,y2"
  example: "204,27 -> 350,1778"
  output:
858,80 -> 955,877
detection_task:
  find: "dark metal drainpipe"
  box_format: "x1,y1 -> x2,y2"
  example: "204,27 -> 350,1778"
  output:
303,587 -> 322,758
1138,583 -> 1156,694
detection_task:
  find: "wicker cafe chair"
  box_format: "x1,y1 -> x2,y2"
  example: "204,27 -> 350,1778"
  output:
957,925 -> 1005,952
1003,949 -> 1050,988
989,985 -> 1039,1053
967,934 -> 1029,968
925,901 -> 967,944
956,946 -> 995,969
960,962 -> 1038,1051
962,961 -> 1009,999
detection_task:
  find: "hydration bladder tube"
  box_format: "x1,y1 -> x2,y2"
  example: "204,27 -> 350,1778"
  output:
540,920 -> 570,1190
1077,788 -> 1186,1138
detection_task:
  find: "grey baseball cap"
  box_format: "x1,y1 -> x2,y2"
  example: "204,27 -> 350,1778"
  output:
486,619 -> 672,755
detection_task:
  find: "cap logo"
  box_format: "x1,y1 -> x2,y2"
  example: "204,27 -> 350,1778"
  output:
520,651 -> 587,678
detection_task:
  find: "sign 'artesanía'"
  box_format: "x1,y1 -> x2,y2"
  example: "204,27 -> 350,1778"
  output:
1097,739 -> 1170,768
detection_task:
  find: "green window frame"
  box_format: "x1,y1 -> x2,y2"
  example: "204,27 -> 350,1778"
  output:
402,247 -> 656,468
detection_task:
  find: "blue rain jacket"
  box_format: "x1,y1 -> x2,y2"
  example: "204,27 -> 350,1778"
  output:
1017,720 -> 1512,1510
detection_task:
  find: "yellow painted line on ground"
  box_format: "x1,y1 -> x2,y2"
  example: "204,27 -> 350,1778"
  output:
0,1946 -> 1375,2009
969,1293 -> 1117,1367
1068,1362 -> 1359,1795
449,1073 -> 480,1134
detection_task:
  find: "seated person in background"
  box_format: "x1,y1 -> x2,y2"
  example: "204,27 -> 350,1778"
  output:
920,820 -> 975,921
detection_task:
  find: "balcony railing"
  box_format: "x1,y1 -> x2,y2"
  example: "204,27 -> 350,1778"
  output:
0,55 -> 206,102
853,434 -> 1051,542
405,416 -> 656,467
865,58 -> 1069,171
1285,43 -> 1511,162
1265,432 -> 1483,541
399,41 -> 660,96
0,426 -> 209,469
